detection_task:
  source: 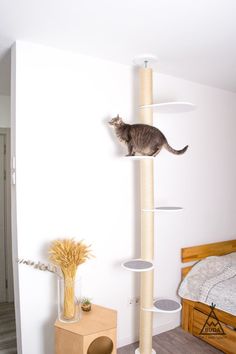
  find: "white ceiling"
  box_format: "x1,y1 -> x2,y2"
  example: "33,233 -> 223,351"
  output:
0,0 -> 235,95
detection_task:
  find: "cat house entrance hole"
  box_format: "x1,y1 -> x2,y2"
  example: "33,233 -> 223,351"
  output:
87,336 -> 113,354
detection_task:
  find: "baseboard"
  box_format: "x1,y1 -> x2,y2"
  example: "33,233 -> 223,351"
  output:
117,318 -> 180,348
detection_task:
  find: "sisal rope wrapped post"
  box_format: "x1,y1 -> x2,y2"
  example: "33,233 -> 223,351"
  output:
139,66 -> 154,354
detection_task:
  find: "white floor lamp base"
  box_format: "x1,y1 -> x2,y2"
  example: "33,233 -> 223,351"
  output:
135,349 -> 156,354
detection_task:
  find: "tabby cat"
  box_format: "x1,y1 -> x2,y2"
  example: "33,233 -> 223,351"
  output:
109,115 -> 188,156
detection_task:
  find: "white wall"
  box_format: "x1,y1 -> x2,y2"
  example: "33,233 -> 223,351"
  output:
0,95 -> 10,127
12,41 -> 236,354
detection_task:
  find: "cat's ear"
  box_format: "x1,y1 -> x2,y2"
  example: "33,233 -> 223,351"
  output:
117,114 -> 123,122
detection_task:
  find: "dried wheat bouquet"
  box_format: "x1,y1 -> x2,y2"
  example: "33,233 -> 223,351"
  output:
49,239 -> 92,319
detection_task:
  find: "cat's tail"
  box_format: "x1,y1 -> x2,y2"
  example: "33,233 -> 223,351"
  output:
164,142 -> 188,155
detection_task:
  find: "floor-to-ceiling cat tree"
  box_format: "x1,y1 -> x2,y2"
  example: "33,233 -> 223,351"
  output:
122,55 -> 195,354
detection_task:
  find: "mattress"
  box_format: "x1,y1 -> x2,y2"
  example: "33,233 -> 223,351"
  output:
178,252 -> 236,315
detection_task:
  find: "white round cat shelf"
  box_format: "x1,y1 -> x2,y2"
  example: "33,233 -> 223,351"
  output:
140,101 -> 196,113
122,259 -> 154,272
120,55 -> 195,354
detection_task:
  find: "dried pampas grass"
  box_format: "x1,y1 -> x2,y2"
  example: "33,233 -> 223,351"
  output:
17,259 -> 61,277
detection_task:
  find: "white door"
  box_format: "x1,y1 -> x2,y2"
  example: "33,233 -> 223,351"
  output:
0,134 -> 6,302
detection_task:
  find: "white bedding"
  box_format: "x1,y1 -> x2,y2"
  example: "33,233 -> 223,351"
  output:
178,252 -> 236,315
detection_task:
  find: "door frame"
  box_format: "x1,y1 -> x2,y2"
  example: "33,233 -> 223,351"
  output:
0,128 -> 13,302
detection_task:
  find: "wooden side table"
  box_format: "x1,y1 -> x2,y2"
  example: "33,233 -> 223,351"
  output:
55,304 -> 117,354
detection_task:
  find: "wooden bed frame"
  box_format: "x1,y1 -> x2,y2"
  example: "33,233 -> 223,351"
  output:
181,239 -> 236,354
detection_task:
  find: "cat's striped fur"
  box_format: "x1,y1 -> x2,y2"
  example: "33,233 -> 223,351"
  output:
109,115 -> 188,157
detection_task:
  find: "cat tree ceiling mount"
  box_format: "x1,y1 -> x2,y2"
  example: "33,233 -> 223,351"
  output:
133,54 -> 158,67
134,54 -> 196,114
120,54 -> 195,354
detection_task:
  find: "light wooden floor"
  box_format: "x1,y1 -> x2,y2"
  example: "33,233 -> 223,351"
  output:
118,327 -> 223,354
0,303 -> 17,354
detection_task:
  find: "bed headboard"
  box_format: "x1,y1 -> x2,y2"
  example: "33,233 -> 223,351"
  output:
181,239 -> 236,278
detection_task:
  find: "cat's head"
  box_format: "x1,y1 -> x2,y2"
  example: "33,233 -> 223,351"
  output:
109,115 -> 124,127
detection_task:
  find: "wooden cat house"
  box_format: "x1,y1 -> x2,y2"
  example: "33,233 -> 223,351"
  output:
55,304 -> 117,354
